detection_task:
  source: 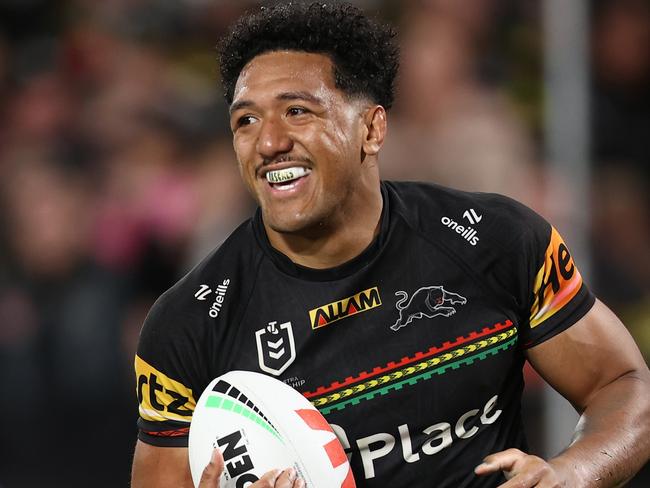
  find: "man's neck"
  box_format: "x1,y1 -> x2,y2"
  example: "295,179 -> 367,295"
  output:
265,183 -> 383,270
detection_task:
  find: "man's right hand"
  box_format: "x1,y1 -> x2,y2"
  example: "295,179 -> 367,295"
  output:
198,448 -> 305,488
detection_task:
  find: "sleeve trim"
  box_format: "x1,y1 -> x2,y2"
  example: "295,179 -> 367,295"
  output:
138,428 -> 189,448
523,286 -> 595,349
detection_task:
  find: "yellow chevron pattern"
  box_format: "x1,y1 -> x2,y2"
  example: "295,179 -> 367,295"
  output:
312,328 -> 517,407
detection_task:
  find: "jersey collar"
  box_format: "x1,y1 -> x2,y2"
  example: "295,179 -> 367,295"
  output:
252,182 -> 391,281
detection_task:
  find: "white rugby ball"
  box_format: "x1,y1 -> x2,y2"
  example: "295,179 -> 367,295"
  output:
188,370 -> 355,488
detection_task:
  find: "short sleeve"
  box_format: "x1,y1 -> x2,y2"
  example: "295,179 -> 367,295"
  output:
134,292 -> 207,447
520,224 -> 595,348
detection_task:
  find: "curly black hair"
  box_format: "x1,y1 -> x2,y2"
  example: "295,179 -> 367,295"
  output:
218,2 -> 399,110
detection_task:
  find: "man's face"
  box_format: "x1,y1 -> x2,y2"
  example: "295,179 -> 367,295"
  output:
230,51 -> 367,234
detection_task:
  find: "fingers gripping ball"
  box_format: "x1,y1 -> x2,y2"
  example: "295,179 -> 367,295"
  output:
189,371 -> 356,488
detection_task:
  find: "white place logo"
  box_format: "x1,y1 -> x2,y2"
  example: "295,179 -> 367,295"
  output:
331,394 -> 503,480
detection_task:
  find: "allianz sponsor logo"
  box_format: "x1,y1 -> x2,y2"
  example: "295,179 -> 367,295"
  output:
440,208 -> 482,246
332,394 -> 502,480
194,279 -> 231,318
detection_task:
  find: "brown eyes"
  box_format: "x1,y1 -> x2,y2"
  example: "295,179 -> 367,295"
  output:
234,106 -> 310,130
287,107 -> 308,116
236,115 -> 257,127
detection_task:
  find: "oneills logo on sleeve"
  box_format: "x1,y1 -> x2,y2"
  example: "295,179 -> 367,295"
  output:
135,355 -> 196,423
309,287 -> 382,329
529,227 -> 583,329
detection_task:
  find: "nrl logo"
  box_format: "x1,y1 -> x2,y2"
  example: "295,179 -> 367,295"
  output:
255,321 -> 296,376
391,286 -> 467,331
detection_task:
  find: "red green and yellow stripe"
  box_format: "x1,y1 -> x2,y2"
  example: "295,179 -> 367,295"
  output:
303,320 -> 517,415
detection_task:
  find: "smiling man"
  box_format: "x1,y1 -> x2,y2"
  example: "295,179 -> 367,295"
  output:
131,3 -> 650,488
230,50 -> 384,269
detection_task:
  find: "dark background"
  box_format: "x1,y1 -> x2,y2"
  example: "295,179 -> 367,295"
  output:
0,0 -> 647,486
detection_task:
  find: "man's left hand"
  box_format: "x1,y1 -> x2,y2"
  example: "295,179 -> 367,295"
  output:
474,448 -> 574,487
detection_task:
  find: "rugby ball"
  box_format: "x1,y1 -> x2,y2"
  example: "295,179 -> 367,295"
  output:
188,370 -> 355,488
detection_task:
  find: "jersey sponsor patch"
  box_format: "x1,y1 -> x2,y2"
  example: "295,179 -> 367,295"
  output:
331,394 -> 503,480
309,287 -> 382,330
529,227 -> 583,329
135,355 -> 196,423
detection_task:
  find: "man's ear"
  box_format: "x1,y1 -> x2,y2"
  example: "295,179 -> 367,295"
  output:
361,105 -> 387,156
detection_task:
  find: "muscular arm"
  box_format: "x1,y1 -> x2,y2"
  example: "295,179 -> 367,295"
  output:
131,440 -> 304,488
131,440 -> 193,488
528,299 -> 650,486
477,298 -> 650,486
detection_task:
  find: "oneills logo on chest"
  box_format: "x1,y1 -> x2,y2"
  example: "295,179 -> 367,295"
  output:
309,287 -> 382,329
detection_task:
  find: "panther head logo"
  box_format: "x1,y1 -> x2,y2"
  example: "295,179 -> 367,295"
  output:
391,286 -> 467,331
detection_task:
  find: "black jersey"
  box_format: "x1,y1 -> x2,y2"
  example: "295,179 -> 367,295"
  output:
135,181 -> 594,487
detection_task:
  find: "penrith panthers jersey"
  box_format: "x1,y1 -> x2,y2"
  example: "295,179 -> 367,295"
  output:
135,181 -> 594,487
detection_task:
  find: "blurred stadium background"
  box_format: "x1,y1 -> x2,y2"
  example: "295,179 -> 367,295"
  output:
0,0 -> 647,486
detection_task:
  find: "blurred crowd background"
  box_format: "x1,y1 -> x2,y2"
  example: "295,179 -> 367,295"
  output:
0,0 -> 647,486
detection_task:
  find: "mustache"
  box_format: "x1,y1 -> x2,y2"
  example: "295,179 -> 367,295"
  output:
256,154 -> 313,176
262,154 -> 312,166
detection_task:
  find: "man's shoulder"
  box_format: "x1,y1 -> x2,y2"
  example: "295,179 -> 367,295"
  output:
152,218 -> 261,319
384,180 -> 546,240
135,219 -> 261,403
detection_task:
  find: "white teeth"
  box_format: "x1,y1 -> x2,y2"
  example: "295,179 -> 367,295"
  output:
265,166 -> 311,184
